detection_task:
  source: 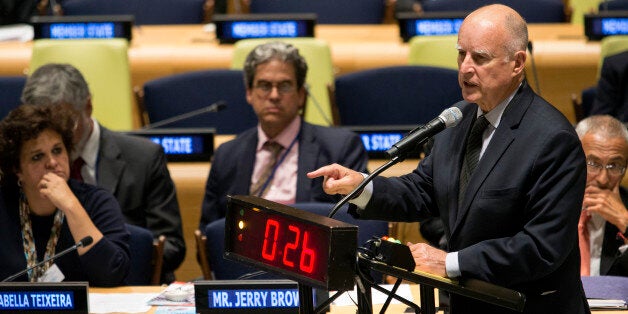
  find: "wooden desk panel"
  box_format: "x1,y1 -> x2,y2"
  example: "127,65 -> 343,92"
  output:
0,23 -> 598,124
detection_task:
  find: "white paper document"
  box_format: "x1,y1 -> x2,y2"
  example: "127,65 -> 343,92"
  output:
89,292 -> 157,313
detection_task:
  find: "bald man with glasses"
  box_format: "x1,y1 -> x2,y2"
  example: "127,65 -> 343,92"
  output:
575,115 -> 628,277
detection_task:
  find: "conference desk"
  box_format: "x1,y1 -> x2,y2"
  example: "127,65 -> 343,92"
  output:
89,285 -> 626,313
0,23 -> 599,124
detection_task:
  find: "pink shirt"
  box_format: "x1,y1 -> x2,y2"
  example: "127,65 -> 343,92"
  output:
251,117 -> 301,204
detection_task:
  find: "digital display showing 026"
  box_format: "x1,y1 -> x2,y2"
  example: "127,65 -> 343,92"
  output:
224,196 -> 357,291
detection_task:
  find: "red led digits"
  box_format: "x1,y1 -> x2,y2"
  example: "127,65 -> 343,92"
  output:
260,218 -> 317,274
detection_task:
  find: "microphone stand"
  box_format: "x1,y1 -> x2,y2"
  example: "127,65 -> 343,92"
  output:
142,100 -> 227,130
2,239 -> 89,282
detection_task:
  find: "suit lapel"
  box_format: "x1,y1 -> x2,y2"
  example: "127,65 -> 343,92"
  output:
296,123 -> 318,202
236,131 -> 258,195
451,83 -> 532,237
97,126 -> 125,194
448,104 -> 475,229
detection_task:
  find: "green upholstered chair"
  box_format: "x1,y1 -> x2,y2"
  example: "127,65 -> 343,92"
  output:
408,35 -> 459,70
29,39 -> 134,130
230,38 -> 335,126
597,35 -> 628,78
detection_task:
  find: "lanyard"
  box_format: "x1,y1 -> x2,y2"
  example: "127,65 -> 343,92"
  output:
256,131 -> 300,197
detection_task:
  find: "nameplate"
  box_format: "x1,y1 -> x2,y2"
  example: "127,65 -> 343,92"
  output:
584,11 -> 628,40
30,15 -> 133,41
397,12 -> 466,42
346,125 -> 421,159
213,14 -> 316,44
125,128 -> 215,162
195,280 -> 299,313
0,282 -> 88,313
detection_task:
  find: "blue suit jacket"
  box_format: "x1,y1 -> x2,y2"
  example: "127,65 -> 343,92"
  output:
353,83 -> 590,314
590,51 -> 628,122
200,121 -> 368,230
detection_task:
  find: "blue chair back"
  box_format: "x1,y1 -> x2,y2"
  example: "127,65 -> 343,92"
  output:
422,0 -> 567,23
142,69 -> 258,134
125,224 -> 154,285
248,0 -> 385,24
581,86 -> 596,119
599,0 -> 628,10
333,66 -> 461,126
61,0 -> 207,25
0,76 -> 25,120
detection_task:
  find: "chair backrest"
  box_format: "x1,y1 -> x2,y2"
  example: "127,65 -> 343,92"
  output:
194,229 -> 213,280
60,0 -> 208,25
598,35 -> 628,78
408,35 -> 459,70
141,69 -> 258,134
29,39 -> 134,130
231,38 -> 335,126
125,224 -> 156,285
333,66 -> 462,126
246,0 -> 386,24
0,76 -> 26,120
599,0 -> 628,10
421,0 -> 567,23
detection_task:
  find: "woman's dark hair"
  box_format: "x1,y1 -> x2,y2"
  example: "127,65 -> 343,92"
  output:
0,104 -> 75,186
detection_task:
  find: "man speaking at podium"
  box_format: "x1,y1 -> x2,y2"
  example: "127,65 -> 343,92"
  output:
308,4 -> 590,314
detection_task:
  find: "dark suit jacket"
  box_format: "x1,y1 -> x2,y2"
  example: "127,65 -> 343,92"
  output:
200,121 -> 368,230
590,51 -> 628,122
97,125 -> 185,276
353,83 -> 590,314
600,188 -> 628,276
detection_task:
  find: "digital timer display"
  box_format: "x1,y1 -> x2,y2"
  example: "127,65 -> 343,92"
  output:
224,196 -> 357,291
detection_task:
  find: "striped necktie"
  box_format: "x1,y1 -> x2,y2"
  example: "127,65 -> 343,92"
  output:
459,115 -> 489,206
250,141 -> 283,197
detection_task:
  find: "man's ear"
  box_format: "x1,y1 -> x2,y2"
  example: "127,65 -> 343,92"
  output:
513,50 -> 527,76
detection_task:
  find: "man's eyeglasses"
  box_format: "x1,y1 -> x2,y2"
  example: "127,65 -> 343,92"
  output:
253,81 -> 296,96
586,159 -> 627,177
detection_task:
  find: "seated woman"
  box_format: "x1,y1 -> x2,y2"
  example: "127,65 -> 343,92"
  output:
0,104 -> 130,286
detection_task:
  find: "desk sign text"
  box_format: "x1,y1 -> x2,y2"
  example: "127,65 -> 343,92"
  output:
195,279 -> 299,314
213,14 -> 316,44
0,282 -> 88,313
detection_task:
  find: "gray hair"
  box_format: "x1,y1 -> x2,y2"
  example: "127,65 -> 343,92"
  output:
502,9 -> 528,59
575,115 -> 628,144
243,41 -> 308,90
21,63 -> 91,111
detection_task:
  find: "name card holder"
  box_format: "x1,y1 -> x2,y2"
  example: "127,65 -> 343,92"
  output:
397,12 -> 466,42
584,11 -> 628,40
125,128 -> 215,162
345,125 -> 422,159
0,282 -> 88,313
30,15 -> 134,41
195,279 -> 299,313
213,13 -> 316,44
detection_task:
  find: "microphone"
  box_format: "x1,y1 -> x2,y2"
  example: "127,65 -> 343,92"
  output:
142,101 -> 227,129
386,107 -> 463,158
2,236 -> 93,282
327,107 -> 463,219
527,41 -> 541,96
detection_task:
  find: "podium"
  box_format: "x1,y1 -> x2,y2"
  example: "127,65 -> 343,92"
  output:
356,253 -> 526,314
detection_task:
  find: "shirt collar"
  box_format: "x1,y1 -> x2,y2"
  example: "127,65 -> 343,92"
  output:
77,118 -> 100,169
256,117 -> 302,151
475,83 -> 520,130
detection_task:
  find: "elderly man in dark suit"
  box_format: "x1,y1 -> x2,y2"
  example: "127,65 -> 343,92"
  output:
590,51 -> 628,122
575,115 -> 628,277
21,63 -> 186,284
199,41 -> 368,231
309,4 -> 589,314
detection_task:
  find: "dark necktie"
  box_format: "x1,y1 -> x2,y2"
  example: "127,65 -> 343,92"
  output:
250,141 -> 283,197
459,115 -> 489,206
70,157 -> 85,182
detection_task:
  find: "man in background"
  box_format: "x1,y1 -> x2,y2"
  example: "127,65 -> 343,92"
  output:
589,51 -> 628,121
21,63 -> 186,283
199,41 -> 368,232
575,115 -> 628,277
